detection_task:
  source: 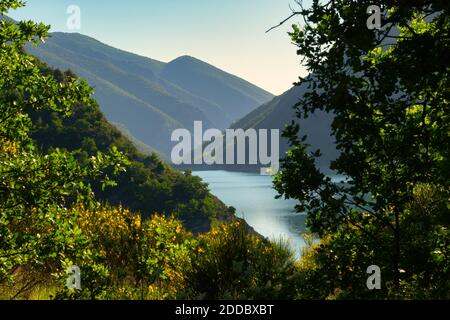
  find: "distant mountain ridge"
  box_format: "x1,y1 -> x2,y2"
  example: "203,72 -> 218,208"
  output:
181,84 -> 339,174
231,85 -> 338,171
24,31 -> 274,159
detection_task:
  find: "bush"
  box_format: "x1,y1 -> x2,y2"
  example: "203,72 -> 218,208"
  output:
182,221 -> 299,300
295,183 -> 450,300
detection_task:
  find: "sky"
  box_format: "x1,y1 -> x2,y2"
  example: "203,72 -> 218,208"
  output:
9,0 -> 310,95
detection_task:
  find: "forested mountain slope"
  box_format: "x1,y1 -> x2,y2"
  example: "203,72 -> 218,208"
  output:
29,63 -> 237,233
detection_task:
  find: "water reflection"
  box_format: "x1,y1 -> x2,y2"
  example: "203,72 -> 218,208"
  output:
194,170 -> 309,255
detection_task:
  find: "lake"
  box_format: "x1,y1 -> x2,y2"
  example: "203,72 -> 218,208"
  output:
194,170 -> 309,255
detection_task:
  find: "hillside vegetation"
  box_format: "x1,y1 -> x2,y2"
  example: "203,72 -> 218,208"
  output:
29,63 -> 237,233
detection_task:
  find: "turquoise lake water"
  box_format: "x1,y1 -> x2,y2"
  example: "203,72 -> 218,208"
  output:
194,170 -> 309,255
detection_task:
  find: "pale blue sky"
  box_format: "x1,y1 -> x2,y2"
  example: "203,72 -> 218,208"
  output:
9,0 -> 310,95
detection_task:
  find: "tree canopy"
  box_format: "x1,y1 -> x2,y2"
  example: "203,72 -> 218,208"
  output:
0,0 -> 127,285
275,0 -> 449,298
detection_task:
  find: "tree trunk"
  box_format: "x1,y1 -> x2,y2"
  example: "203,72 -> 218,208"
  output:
393,208 -> 401,289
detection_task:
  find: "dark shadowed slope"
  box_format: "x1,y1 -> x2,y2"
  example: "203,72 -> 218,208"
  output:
232,84 -> 339,171
182,84 -> 338,173
232,84 -> 338,171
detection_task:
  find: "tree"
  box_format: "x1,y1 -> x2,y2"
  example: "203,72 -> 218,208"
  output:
274,0 -> 449,297
0,0 -> 125,293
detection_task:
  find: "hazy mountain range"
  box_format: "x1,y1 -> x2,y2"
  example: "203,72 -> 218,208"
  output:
231,84 -> 338,171
15,18 -> 337,172
181,84 -> 338,173
25,32 -> 274,159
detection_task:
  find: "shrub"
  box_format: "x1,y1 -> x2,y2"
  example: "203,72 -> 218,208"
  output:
183,221 -> 299,300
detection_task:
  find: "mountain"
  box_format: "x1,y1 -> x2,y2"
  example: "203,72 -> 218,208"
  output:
28,61 -> 242,234
24,32 -> 274,159
231,84 -> 338,171
161,55 -> 273,125
181,84 -> 338,173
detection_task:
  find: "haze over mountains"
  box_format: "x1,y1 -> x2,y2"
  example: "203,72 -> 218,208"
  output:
17,20 -> 337,172
184,84 -> 338,173
25,32 -> 274,159
231,84 -> 338,171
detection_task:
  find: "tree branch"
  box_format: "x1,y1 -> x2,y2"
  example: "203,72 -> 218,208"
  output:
266,12 -> 301,33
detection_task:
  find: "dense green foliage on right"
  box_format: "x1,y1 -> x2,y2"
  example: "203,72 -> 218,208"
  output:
275,0 -> 449,298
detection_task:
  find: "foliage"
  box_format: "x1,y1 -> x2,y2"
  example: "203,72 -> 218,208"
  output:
2,202 -> 298,301
275,0 -> 450,298
52,207 -> 197,300
297,184 -> 449,300
182,221 -> 299,300
0,0 -> 125,296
